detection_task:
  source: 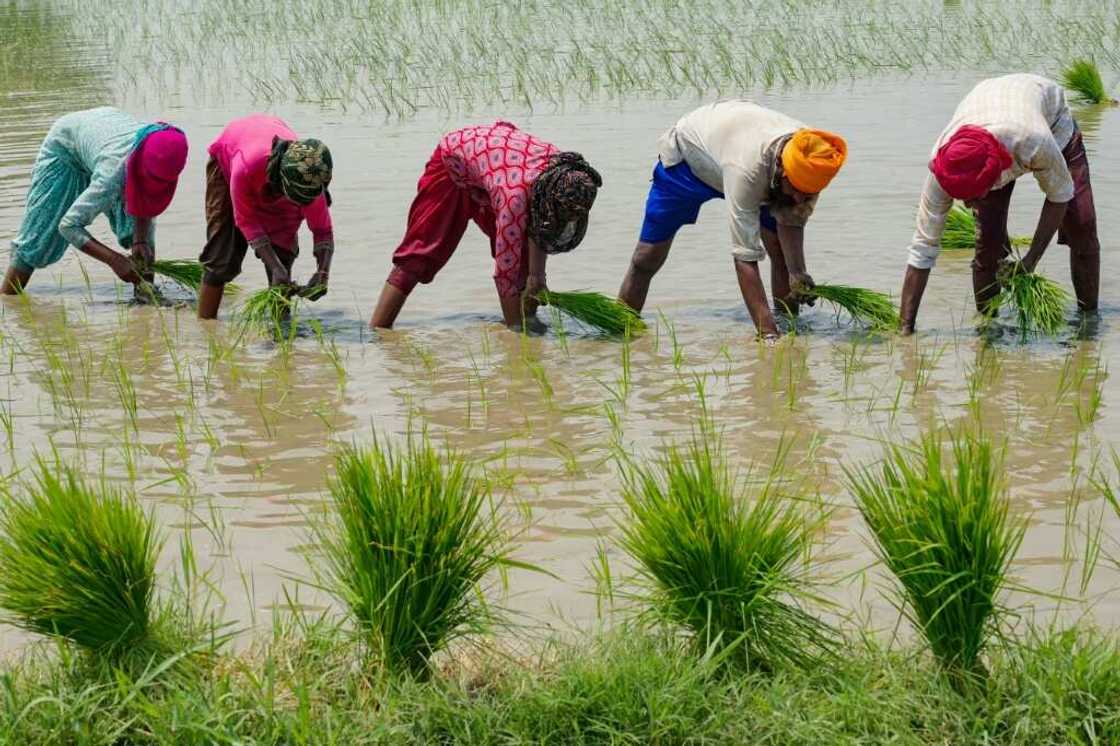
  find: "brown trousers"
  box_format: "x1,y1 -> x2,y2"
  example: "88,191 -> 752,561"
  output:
970,128 -> 1099,311
198,158 -> 295,286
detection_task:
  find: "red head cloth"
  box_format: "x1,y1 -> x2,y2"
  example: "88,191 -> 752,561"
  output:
928,125 -> 1012,201
125,126 -> 188,219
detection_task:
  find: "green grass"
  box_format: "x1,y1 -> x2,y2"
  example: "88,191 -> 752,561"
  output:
1061,58 -> 1113,104
311,436 -> 517,677
616,430 -> 834,671
0,459 -> 162,659
538,290 -> 646,336
943,204 -> 1031,251
847,430 -> 1025,687
2,617 -> 1120,743
811,284 -> 900,331
989,268 -> 1071,336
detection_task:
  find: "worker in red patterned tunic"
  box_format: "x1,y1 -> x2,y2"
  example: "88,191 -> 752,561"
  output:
369,121 -> 601,330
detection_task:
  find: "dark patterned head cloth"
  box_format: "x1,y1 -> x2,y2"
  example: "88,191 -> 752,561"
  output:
530,152 -> 602,254
267,137 -> 333,205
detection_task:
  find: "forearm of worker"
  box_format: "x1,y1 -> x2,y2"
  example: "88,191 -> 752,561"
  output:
527,240 -> 547,284
1021,199 -> 1068,271
734,259 -> 778,337
776,223 -> 807,275
247,236 -> 287,280
907,175 -> 953,270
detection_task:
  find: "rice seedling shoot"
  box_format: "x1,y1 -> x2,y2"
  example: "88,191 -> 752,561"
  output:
538,290 -> 646,335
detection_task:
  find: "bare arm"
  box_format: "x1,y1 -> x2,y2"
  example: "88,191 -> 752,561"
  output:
734,259 -> 780,338
130,217 -> 154,281
1020,199 -> 1069,272
776,222 -> 814,298
78,238 -> 142,285
898,265 -> 930,335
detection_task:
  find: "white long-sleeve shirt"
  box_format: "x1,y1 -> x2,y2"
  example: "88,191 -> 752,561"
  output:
658,101 -> 816,263
907,74 -> 1076,269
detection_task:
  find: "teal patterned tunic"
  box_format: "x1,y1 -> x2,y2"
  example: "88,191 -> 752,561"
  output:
9,107 -> 155,272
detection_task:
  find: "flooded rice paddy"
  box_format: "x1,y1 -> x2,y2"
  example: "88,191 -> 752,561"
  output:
2,1 -> 1120,648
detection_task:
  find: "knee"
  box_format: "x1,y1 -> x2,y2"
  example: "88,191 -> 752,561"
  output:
630,243 -> 669,277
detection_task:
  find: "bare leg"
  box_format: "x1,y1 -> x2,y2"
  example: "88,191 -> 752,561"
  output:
762,228 -> 797,315
197,281 -> 225,320
618,240 -> 672,312
1,266 -> 32,295
371,283 -> 409,329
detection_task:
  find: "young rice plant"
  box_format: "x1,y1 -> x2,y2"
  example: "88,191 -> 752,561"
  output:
1061,58 -> 1115,105
616,430 -> 834,671
846,430 -> 1025,688
538,290 -> 646,336
0,460 -> 163,659
943,204 -> 1031,251
312,436 -> 519,677
988,267 -> 1071,336
811,284 -> 900,331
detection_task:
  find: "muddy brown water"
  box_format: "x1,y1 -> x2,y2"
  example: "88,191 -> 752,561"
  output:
1,6 -> 1119,650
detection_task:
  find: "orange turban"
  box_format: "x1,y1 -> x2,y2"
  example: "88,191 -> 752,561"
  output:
780,129 -> 848,194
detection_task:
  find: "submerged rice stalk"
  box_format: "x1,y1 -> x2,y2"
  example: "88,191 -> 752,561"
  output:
616,429 -> 835,672
538,290 -> 646,335
1061,58 -> 1116,105
0,460 -> 162,659
846,430 -> 1025,688
312,436 -> 519,677
988,268 -> 1071,336
811,284 -> 899,330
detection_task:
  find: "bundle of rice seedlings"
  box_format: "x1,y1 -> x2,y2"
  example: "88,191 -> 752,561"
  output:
233,286 -> 298,338
811,284 -> 900,330
0,461 -> 162,659
312,436 -> 516,677
989,268 -> 1070,336
942,204 -> 1031,252
1061,58 -> 1116,105
151,259 -> 205,292
537,290 -> 645,335
846,430 -> 1025,688
616,431 -> 834,672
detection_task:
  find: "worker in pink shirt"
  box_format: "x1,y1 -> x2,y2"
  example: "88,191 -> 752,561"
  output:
197,114 -> 335,319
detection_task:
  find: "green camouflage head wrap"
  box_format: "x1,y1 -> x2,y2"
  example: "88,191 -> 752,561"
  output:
267,137 -> 333,205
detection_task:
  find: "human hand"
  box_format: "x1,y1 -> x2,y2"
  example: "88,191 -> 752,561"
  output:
130,242 -> 154,282
112,253 -> 143,285
789,272 -> 816,306
997,258 -> 1027,289
269,264 -> 293,289
524,274 -> 548,304
301,271 -> 328,301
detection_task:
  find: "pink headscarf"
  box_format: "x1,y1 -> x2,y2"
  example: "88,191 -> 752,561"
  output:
125,125 -> 188,218
929,125 -> 1012,201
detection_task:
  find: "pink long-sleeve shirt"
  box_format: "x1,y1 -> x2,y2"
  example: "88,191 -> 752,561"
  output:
208,114 -> 333,251
439,122 -> 558,297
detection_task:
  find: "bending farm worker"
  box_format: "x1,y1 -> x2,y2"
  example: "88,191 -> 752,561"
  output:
898,74 -> 1099,333
370,121 -> 602,331
2,107 -> 187,295
197,114 -> 335,319
616,100 -> 847,340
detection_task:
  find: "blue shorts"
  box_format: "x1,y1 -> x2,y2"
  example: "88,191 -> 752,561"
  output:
638,160 -> 776,243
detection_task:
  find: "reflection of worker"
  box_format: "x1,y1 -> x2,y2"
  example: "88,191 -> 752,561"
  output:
197,114 -> 335,320
370,121 -> 602,331
2,107 -> 187,295
617,101 -> 847,340
899,74 -> 1099,334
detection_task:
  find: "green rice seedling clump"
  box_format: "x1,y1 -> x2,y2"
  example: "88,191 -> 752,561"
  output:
1061,58 -> 1113,104
847,430 -> 1025,686
617,431 -> 834,671
811,284 -> 900,331
990,269 -> 1071,336
0,460 -> 161,657
538,290 -> 646,335
942,204 -> 1030,251
233,286 -> 298,338
313,436 -> 515,677
151,259 -> 205,292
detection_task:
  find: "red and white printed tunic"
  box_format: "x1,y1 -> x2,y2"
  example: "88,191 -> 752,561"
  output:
438,121 -> 558,297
